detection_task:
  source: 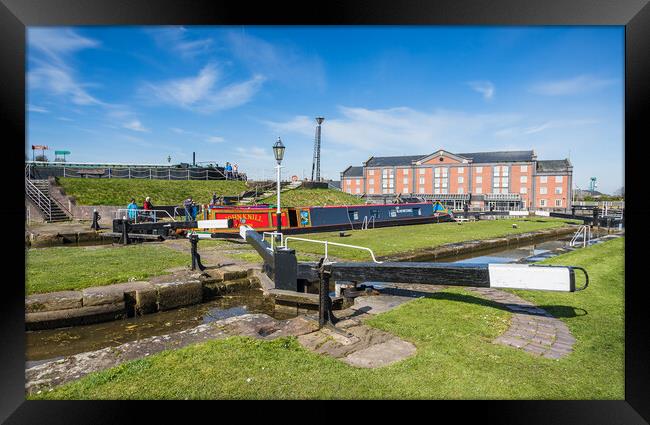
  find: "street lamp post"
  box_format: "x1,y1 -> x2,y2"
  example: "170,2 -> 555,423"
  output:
272,137 -> 285,242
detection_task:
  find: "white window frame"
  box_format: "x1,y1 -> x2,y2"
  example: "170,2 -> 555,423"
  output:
458,176 -> 464,184
419,168 -> 426,175
457,188 -> 464,194
458,167 -> 464,174
556,176 -> 563,183
419,187 -> 425,194
355,187 -> 360,194
475,166 -> 483,173
555,187 -> 562,194
520,176 -> 527,183
420,177 -> 425,185
540,199 -> 547,207
540,176 -> 547,183
520,165 -> 528,172
520,187 -> 528,194
434,168 -> 440,177
555,199 -> 562,207
369,187 -> 374,194
493,166 -> 500,177
368,169 -> 374,176
540,187 -> 548,195
476,176 -> 482,184
403,177 -> 409,185
475,187 -> 482,194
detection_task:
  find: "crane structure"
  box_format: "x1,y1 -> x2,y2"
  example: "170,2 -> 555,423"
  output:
311,117 -> 325,182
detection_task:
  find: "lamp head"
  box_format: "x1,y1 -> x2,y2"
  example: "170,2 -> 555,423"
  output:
273,137 -> 285,164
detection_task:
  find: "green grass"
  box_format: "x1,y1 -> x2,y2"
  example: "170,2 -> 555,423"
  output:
287,217 -> 578,261
259,188 -> 361,207
34,237 -> 624,399
26,245 -> 189,295
57,178 -> 247,206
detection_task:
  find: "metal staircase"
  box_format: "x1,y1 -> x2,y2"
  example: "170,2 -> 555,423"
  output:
25,178 -> 72,222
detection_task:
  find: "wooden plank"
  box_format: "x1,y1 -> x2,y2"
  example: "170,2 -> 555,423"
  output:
267,288 -> 342,305
101,232 -> 163,240
327,262 -> 490,287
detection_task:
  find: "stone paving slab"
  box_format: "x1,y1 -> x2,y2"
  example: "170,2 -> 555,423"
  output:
343,339 -> 416,368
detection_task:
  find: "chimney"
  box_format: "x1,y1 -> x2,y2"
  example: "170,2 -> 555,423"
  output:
193,152 -> 196,166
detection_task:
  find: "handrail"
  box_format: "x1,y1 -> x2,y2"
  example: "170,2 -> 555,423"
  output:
262,232 -> 284,250
115,208 -> 175,223
25,178 -> 52,221
283,236 -> 383,263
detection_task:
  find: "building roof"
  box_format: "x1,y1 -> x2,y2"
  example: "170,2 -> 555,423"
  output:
362,150 -> 535,167
536,159 -> 571,172
364,155 -> 424,167
341,166 -> 364,177
456,150 -> 535,163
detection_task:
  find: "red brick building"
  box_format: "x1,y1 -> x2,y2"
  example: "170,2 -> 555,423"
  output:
341,149 -> 573,211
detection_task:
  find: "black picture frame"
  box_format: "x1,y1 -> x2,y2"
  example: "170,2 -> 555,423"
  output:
1,0 -> 647,422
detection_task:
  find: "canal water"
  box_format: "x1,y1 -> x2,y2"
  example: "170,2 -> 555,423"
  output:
26,228 -> 619,365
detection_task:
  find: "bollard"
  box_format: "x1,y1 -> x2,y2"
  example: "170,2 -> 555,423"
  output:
190,233 -> 206,271
121,219 -> 130,245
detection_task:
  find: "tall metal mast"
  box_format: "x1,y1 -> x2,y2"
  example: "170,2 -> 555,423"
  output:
311,117 -> 324,181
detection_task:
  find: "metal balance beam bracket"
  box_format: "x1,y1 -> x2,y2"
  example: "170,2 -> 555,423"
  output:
189,233 -> 206,271
318,257 -> 338,328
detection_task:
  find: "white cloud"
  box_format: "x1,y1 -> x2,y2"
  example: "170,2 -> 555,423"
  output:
123,119 -> 149,132
495,119 -> 598,138
467,81 -> 495,100
206,136 -> 225,143
225,31 -> 326,90
143,64 -> 265,113
266,106 -> 521,154
28,63 -> 103,106
29,28 -> 100,65
235,147 -> 272,161
530,75 -> 618,95
27,105 -> 49,113
147,27 -> 213,59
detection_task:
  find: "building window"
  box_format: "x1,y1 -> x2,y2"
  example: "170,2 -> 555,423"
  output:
434,168 -> 440,177
556,176 -> 563,183
540,187 -> 547,195
420,177 -> 425,185
458,167 -> 464,174
475,187 -> 482,194
434,189 -> 441,194
555,187 -> 562,194
493,177 -> 500,187
403,177 -> 409,185
434,180 -> 440,188
555,199 -> 562,207
369,187 -> 374,194
493,166 -> 500,177
355,187 -> 360,194
442,168 -> 448,177
502,167 -> 509,177
368,169 -> 374,176
419,187 -> 425,194
540,199 -> 547,207
476,166 -> 483,173
458,176 -> 464,184
520,175 -> 527,183
521,165 -> 528,172
540,176 -> 547,183
442,178 -> 448,188
348,210 -> 359,220
403,169 -> 409,175
458,188 -> 464,194
502,177 -> 509,187
356,179 -> 360,185
520,187 -> 528,194
420,168 -> 426,175
476,176 -> 482,184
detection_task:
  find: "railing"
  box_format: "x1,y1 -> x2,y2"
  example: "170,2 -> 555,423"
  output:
361,215 -> 376,230
25,178 -> 52,221
283,236 -> 383,264
115,208 -> 175,223
262,232 -> 284,250
569,225 -> 592,247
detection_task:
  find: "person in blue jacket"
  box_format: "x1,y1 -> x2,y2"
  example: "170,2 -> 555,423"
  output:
127,198 -> 138,221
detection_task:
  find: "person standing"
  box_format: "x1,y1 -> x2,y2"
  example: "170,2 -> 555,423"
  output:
127,198 -> 138,221
143,196 -> 155,222
183,196 -> 193,221
233,163 -> 239,179
225,162 -> 232,180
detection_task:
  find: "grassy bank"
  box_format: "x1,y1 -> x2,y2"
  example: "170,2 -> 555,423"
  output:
34,237 -> 623,399
26,245 -> 189,295
57,178 -> 247,206
288,217 -> 579,261
259,188 -> 361,207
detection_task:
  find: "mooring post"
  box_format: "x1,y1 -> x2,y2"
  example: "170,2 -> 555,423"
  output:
121,219 -> 130,245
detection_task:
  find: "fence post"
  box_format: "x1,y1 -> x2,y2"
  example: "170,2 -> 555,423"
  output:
168,169 -> 171,180
150,168 -> 152,179
108,168 -> 111,178
128,168 -> 131,179
206,170 -> 208,180
187,169 -> 190,180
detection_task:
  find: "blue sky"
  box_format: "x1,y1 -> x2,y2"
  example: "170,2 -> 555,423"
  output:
27,26 -> 624,193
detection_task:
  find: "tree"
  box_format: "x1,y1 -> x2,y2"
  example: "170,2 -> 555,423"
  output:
34,154 -> 48,162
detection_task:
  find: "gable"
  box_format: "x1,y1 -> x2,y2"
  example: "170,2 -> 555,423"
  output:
416,150 -> 470,165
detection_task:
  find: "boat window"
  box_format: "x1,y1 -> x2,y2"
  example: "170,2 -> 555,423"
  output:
370,209 -> 381,219
389,209 -> 397,218
348,210 -> 359,221
413,208 -> 421,216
